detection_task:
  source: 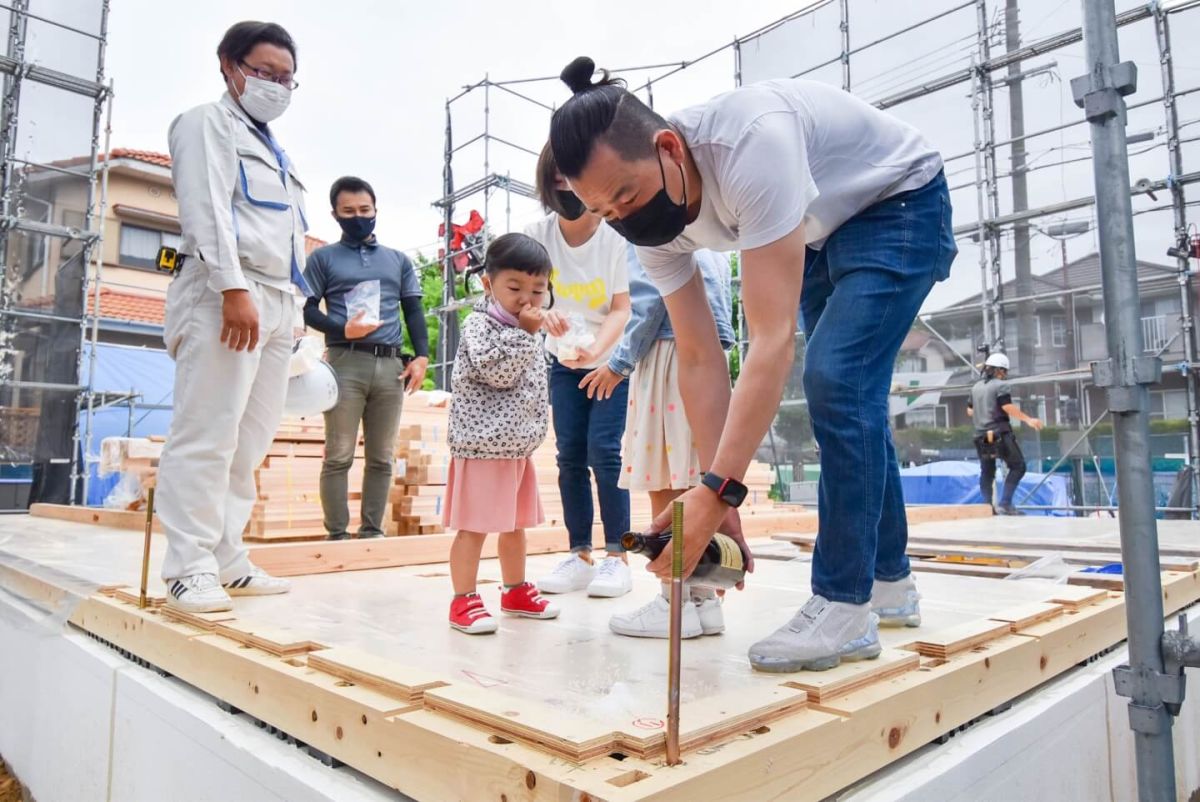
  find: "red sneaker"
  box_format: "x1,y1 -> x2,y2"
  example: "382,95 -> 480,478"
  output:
449,593 -> 498,634
500,582 -> 560,619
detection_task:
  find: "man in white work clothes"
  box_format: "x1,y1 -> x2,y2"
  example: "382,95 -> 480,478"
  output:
156,21 -> 310,613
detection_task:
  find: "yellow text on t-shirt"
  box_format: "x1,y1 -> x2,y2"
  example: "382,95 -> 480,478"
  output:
551,268 -> 608,310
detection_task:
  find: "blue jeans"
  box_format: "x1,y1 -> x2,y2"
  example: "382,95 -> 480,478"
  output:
802,171 -> 957,605
549,359 -> 631,552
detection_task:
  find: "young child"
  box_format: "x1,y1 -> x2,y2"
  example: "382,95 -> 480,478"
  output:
579,248 -> 737,639
444,233 -> 560,634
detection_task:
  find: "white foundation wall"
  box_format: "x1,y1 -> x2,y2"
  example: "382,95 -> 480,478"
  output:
845,602 -> 1200,802
2,593 -> 1198,802
0,595 -> 402,802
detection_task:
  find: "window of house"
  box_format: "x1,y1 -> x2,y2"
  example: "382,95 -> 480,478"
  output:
1148,391 -> 1166,420
1051,315 -> 1067,348
118,224 -> 180,270
1162,389 -> 1189,421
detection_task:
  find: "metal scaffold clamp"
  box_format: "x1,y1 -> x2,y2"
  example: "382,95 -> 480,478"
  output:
1091,356 -> 1161,412
1070,60 -> 1137,122
1161,613 -> 1200,708
1114,615 -> 1200,728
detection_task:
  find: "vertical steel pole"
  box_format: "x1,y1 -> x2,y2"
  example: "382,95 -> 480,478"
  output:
975,0 -> 1003,348
439,100 -> 456,390
839,0 -> 851,92
0,1 -> 27,392
1152,4 -> 1200,517
1073,1 -> 1176,797
970,57 -> 992,351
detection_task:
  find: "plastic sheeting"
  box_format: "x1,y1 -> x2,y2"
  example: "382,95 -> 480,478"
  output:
78,344 -> 174,505
900,460 -> 1072,516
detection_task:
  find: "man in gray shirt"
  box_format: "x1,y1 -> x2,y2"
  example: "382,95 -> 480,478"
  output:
967,352 -> 1043,515
303,176 -> 429,539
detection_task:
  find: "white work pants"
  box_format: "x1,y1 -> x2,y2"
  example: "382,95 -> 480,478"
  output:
157,264 -> 294,581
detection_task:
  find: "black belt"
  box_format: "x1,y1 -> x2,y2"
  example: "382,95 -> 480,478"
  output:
330,342 -> 403,358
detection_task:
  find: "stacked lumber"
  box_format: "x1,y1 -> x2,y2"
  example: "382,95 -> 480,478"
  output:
388,397 -> 453,535
100,392 -> 780,543
385,395 -> 779,537
247,418 -> 363,541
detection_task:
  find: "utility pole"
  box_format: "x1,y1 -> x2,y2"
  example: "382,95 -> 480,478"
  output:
1007,0 -> 1036,377
1072,2 -> 1200,798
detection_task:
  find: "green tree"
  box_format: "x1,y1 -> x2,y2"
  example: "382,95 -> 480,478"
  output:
402,254 -> 472,390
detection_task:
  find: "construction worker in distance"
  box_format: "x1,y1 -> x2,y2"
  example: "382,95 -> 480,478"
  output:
967,352 -> 1044,515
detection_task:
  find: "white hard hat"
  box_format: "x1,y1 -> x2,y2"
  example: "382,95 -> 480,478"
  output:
984,352 -> 1010,370
285,360 -> 339,416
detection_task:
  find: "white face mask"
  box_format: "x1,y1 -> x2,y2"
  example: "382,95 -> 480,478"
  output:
237,69 -> 291,123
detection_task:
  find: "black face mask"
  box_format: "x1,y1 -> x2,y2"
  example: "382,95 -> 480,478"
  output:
337,214 -> 376,242
555,190 -> 586,221
606,153 -> 688,247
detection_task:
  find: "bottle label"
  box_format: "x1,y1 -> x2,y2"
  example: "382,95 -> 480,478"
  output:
712,533 -> 744,572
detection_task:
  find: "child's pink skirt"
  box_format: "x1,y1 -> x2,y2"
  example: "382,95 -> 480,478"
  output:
442,457 -> 544,533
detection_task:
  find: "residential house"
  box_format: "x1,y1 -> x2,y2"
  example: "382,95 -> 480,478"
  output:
1,149 -> 325,505
900,253 -> 1194,429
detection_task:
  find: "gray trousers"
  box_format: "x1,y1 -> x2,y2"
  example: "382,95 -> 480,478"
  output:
321,347 -> 405,537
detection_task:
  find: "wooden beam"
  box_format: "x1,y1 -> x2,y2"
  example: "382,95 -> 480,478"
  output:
5,554 -> 1195,802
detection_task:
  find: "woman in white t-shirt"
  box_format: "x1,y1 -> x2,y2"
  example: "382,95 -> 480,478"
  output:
549,58 -> 957,673
526,143 -> 634,600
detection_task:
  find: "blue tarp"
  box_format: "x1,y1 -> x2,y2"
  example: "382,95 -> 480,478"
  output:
78,344 -> 175,505
899,460 -> 1072,516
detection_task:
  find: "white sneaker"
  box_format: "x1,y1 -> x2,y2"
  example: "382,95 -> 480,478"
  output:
166,573 -> 233,613
223,565 -> 291,597
609,594 -> 703,639
871,574 -> 922,628
748,595 -> 881,673
588,557 -> 633,598
695,597 -> 725,635
536,554 -> 596,594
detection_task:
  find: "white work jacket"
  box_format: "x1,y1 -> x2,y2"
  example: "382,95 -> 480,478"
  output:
168,92 -> 309,296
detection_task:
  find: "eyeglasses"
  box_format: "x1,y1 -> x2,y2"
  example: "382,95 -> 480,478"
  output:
240,62 -> 299,90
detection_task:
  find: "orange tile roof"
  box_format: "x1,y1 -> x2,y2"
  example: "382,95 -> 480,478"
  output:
305,235 -> 327,255
108,148 -> 172,167
91,288 -> 165,326
43,149 -> 173,171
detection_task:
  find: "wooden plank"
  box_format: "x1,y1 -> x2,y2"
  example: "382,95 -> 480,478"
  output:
36,553 -> 1200,802
910,619 -> 1013,658
211,619 -> 326,657
781,649 -> 921,703
987,601 -> 1065,632
30,503 -> 161,533
778,532 -> 1199,572
306,647 -> 450,703
891,532 -> 1200,559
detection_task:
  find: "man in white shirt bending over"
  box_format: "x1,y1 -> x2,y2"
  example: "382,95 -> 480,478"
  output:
549,57 -> 957,672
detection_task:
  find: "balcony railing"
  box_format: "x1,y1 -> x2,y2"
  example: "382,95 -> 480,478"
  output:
1142,315 -> 1169,354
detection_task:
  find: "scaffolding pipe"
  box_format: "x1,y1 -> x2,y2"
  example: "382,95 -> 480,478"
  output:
1153,3 -> 1200,518
969,55 -> 993,351
975,0 -> 1003,347
439,99 -> 456,390
0,0 -> 28,390
1074,0 -> 1177,796
839,0 -> 850,91
74,68 -> 112,506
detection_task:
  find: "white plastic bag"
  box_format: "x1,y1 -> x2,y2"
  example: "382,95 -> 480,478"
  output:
1003,554 -> 1073,584
556,312 -> 596,361
103,472 -> 144,510
345,279 -> 382,325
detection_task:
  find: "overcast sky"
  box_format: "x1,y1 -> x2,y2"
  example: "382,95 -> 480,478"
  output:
30,0 -> 1200,315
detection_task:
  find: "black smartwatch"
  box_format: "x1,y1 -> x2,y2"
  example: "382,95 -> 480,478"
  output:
700,472 -> 748,508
